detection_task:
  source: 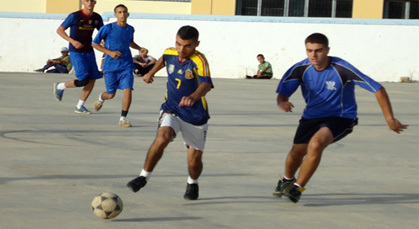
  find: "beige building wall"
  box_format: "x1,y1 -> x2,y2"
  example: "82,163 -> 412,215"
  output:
1,0 -> 191,15
46,0 -> 80,14
353,0 -> 384,19
191,0 -> 236,15
211,0 -> 236,15
94,0 -> 191,15
191,0 -> 212,14
2,0 -> 46,13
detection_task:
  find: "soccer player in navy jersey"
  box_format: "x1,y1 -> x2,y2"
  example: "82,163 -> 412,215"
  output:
127,25 -> 213,200
273,33 -> 408,203
54,0 -> 104,114
91,4 -> 142,127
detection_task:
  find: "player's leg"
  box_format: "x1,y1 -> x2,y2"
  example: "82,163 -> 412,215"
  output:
126,127 -> 176,193
118,89 -> 132,127
80,79 -> 95,101
179,119 -> 208,200
273,144 -> 307,197
295,117 -> 357,189
75,52 -> 102,113
127,112 -> 179,193
73,79 -> 95,114
118,70 -> 134,127
144,126 -> 176,171
286,127 -> 333,203
53,52 -> 84,101
285,144 -> 308,179
94,72 -> 116,112
296,127 -> 333,187
184,147 -> 203,200
187,148 -> 203,180
274,117 -> 324,199
289,117 -> 357,203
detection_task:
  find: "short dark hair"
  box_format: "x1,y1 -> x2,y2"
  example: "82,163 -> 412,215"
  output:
257,54 -> 264,59
114,4 -> 128,13
177,25 -> 199,41
305,33 -> 329,47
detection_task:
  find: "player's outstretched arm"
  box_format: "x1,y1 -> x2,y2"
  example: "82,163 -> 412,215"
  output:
143,56 -> 165,84
375,87 -> 408,133
277,94 -> 294,112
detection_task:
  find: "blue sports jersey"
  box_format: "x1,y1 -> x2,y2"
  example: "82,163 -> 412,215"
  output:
160,48 -> 213,125
93,22 -> 135,72
61,10 -> 103,53
276,57 -> 382,119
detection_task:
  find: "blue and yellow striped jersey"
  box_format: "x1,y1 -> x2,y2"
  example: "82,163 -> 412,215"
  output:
160,48 -> 213,125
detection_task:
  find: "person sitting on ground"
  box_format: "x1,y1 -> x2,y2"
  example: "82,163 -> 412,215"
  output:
133,48 -> 156,77
35,47 -> 72,73
246,54 -> 273,79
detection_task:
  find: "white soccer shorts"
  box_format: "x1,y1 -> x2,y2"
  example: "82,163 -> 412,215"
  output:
159,111 -> 208,151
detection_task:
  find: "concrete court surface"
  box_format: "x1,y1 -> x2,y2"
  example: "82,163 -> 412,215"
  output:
0,72 -> 418,229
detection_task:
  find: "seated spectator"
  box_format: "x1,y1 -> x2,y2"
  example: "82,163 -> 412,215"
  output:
35,47 -> 72,74
133,48 -> 156,77
246,54 -> 273,79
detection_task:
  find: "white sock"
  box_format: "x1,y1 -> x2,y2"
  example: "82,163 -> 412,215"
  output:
57,83 -> 66,90
119,116 -> 126,121
283,176 -> 294,181
187,176 -> 198,184
76,100 -> 85,109
98,93 -> 104,102
293,182 -> 302,188
140,169 -> 151,180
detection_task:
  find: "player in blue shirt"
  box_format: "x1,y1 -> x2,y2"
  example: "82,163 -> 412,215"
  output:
54,0 -> 104,114
273,33 -> 408,203
92,4 -> 142,127
127,25 -> 213,200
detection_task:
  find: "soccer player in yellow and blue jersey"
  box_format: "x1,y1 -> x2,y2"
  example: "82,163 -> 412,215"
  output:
127,25 -> 213,200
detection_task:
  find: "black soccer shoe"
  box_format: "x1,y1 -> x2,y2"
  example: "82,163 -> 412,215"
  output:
183,183 -> 199,200
273,177 -> 296,197
126,176 -> 147,193
287,185 -> 305,203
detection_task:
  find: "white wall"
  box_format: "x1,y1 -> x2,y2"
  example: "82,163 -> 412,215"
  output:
1,13 -> 418,82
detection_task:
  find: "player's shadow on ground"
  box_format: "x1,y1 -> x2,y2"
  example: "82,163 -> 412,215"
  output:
113,216 -> 202,222
0,174 -> 131,184
182,193 -> 418,207
302,192 -> 419,207
0,173 -> 252,184
182,195 -> 280,206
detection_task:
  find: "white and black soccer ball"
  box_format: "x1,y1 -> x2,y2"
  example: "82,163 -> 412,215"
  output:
91,192 -> 123,219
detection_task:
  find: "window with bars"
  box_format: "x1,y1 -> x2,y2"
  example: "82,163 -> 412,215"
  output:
384,0 -> 419,19
236,0 -> 353,18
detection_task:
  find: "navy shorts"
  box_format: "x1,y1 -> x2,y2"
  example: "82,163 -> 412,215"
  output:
70,52 -> 103,81
293,117 -> 358,144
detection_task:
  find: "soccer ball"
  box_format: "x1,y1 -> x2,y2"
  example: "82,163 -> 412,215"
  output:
91,192 -> 123,219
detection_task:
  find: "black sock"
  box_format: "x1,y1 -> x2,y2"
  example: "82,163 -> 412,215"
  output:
121,110 -> 128,117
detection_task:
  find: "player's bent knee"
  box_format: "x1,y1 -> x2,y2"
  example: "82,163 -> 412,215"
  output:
154,134 -> 173,146
74,79 -> 89,87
